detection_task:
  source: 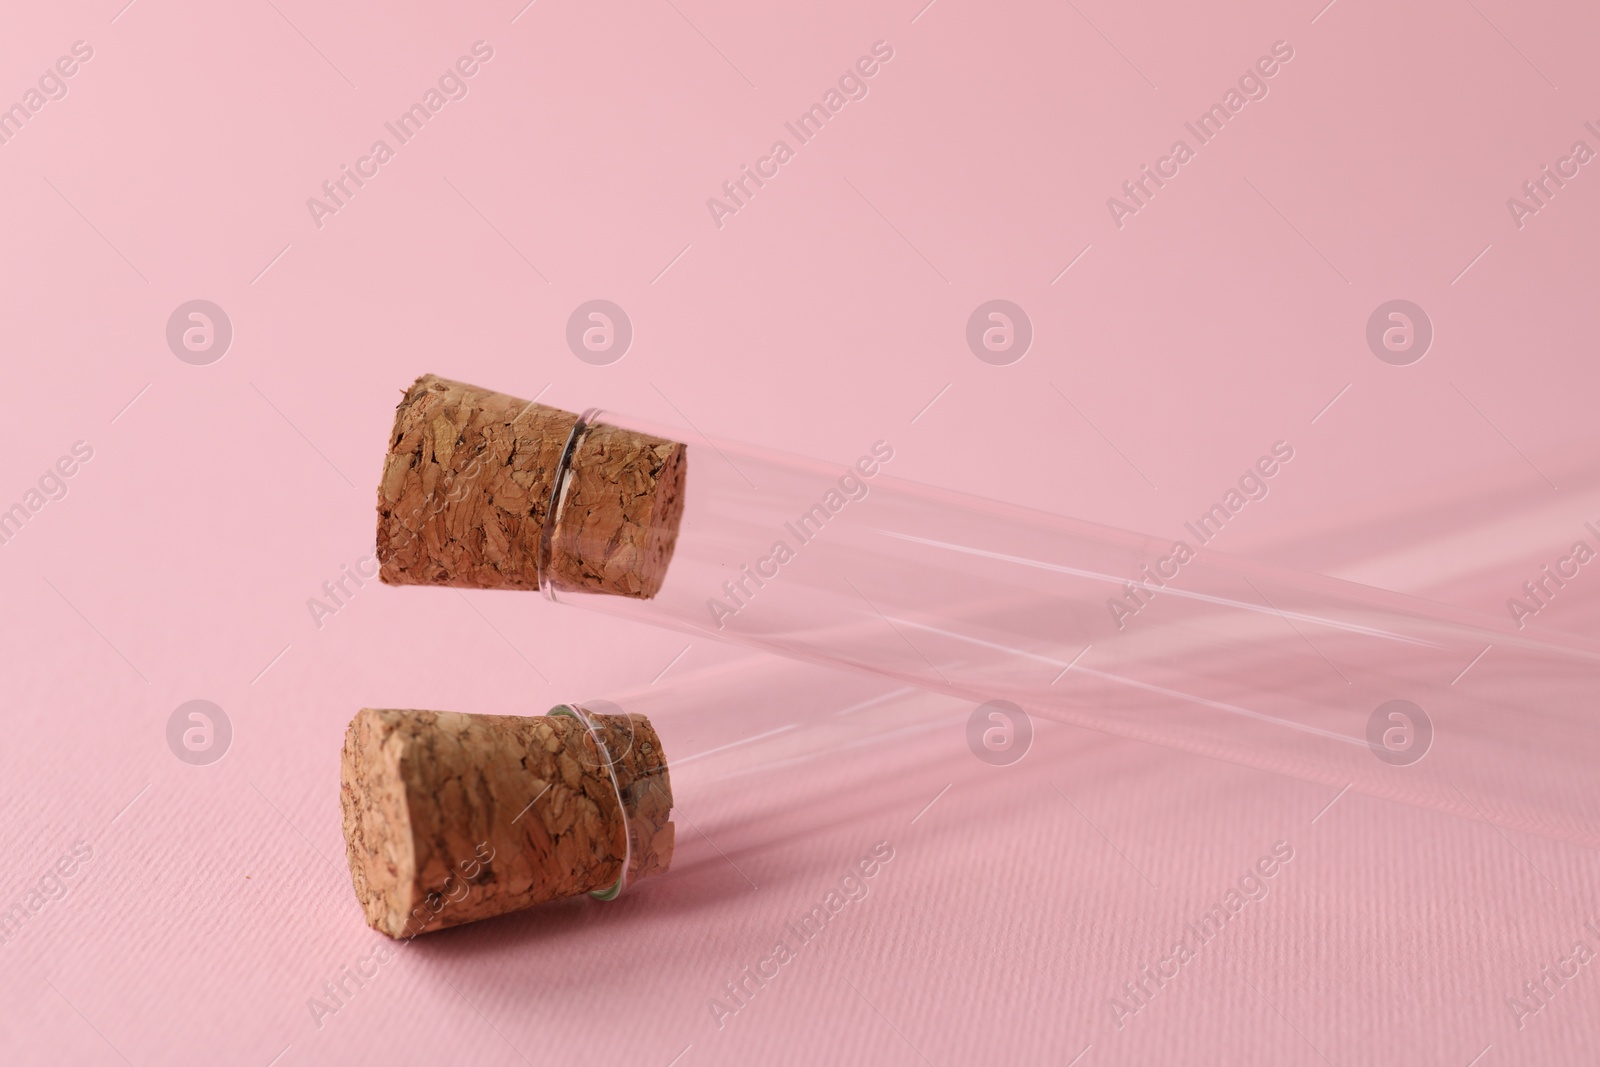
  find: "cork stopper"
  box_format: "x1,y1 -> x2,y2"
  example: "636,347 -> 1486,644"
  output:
340,706 -> 674,938
376,374 -> 687,599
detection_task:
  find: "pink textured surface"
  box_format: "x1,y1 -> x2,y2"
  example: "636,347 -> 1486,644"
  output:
3,0 -> 1600,1064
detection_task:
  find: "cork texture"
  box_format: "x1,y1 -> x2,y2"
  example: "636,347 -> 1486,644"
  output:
376,373 -> 687,598
548,420 -> 689,599
340,707 -> 675,938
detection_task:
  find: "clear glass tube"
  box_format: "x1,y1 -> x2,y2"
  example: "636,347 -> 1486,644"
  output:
564,660 -> 953,794
534,410 -> 1600,849
551,657 -> 962,900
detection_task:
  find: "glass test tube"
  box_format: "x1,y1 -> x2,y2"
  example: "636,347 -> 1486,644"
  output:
533,409 -> 1600,850
340,659 -> 968,934
375,380 -> 1600,851
551,657 -> 964,902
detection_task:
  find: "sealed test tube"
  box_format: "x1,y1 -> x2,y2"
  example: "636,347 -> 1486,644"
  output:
375,375 -> 1600,849
340,659 -> 961,936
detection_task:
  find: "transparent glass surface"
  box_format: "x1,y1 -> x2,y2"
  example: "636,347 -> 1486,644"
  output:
543,412 -> 1600,848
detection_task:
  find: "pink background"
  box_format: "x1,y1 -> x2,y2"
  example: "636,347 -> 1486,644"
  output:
4,0 -> 1600,1063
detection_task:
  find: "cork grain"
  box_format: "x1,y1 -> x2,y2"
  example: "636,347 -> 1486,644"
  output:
340,707 -> 674,938
377,374 -> 577,592
376,373 -> 687,598
549,421 -> 688,599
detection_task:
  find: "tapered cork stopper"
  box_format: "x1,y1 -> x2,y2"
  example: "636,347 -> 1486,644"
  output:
376,374 -> 687,598
340,706 -> 674,938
